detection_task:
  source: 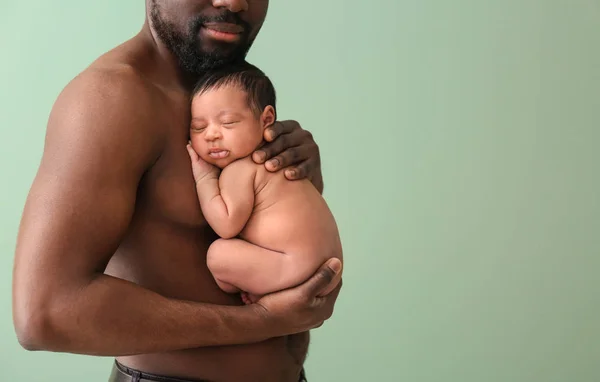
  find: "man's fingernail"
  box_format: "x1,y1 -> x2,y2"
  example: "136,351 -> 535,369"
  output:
255,151 -> 266,162
330,259 -> 342,273
268,158 -> 279,167
286,170 -> 296,178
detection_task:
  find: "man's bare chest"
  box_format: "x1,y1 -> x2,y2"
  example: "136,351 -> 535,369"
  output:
138,100 -> 207,230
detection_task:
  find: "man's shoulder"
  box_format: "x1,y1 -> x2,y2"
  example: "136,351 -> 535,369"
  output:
49,63 -> 166,137
45,64 -> 166,164
61,64 -> 157,110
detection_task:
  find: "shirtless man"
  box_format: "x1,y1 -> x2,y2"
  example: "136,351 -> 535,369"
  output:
11,1 -> 343,381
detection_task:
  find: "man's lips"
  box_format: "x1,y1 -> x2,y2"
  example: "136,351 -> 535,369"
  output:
203,22 -> 244,34
202,22 -> 244,42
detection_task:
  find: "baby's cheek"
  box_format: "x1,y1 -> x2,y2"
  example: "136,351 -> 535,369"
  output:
242,130 -> 264,152
189,135 -> 204,151
237,137 -> 259,157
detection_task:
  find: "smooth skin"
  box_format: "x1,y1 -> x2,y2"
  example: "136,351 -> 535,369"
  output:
187,84 -> 343,303
12,1 -> 342,381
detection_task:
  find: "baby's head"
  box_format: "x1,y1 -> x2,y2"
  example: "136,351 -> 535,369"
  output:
189,62 -> 276,169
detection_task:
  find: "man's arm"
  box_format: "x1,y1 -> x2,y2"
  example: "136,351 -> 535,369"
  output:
252,121 -> 324,194
187,148 -> 256,239
11,69 -> 341,356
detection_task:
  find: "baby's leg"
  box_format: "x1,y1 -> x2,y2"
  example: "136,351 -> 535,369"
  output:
207,238 -> 310,299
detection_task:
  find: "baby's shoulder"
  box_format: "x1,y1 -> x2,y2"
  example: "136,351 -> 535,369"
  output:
221,156 -> 260,178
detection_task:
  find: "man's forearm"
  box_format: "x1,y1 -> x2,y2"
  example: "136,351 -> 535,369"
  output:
19,274 -> 274,356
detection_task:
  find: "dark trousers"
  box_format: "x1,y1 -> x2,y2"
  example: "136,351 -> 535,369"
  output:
109,360 -> 308,382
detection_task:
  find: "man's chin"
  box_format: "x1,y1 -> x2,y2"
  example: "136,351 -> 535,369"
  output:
198,37 -> 251,60
193,46 -> 245,65
175,40 -> 250,75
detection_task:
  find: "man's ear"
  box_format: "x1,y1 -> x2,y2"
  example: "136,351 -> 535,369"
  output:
261,106 -> 276,129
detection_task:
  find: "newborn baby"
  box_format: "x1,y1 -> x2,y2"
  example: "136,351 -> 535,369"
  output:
186,63 -> 343,304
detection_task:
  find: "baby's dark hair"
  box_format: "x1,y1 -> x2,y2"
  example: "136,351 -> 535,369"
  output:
191,61 -> 277,119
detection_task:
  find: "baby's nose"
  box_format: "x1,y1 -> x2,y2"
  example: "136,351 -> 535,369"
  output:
205,126 -> 222,140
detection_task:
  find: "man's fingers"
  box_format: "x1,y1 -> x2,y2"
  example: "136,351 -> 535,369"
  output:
266,144 -> 314,172
254,131 -> 294,165
252,150 -> 267,164
254,124 -> 313,166
318,275 -> 343,299
312,321 -> 324,330
299,258 -> 342,299
284,160 -> 312,180
264,120 -> 298,142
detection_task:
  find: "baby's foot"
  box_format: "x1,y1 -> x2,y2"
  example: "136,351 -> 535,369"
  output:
240,291 -> 253,305
240,292 -> 262,305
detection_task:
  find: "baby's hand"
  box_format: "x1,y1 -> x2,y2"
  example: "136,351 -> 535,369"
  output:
186,144 -> 219,183
241,291 -> 262,305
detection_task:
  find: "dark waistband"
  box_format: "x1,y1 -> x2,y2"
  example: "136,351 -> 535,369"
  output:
110,360 -> 308,382
110,361 -> 208,382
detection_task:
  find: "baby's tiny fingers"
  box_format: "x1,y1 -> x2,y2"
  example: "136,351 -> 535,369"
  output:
186,144 -> 199,160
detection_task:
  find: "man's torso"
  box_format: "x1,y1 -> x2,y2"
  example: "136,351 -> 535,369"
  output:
96,37 -> 309,382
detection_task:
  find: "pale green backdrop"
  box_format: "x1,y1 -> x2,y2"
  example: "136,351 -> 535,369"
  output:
1,1 -> 599,381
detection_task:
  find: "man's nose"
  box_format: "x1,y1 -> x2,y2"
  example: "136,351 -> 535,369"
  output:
211,0 -> 249,13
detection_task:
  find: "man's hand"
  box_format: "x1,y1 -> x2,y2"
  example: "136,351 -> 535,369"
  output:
187,144 -> 220,183
252,120 -> 324,193
252,258 -> 343,336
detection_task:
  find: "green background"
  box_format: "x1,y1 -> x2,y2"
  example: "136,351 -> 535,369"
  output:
1,1 -> 599,381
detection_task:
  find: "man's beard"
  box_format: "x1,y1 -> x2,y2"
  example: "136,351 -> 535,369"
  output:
150,2 -> 254,77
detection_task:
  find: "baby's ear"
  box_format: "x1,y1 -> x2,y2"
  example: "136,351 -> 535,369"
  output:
261,106 -> 276,129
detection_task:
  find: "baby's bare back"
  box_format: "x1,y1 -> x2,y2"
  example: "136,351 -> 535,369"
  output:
242,163 -> 343,270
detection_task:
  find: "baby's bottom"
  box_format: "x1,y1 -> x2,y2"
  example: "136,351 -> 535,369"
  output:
207,238 -> 315,303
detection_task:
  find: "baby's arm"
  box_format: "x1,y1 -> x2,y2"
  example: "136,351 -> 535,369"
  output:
187,145 -> 256,239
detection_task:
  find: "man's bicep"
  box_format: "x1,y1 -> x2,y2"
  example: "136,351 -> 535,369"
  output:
20,159 -> 138,277
16,72 -> 161,280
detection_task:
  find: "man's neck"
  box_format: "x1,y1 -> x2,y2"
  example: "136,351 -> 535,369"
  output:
137,22 -> 202,94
